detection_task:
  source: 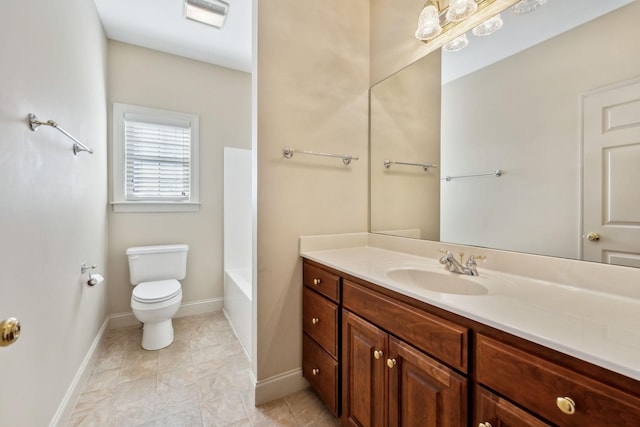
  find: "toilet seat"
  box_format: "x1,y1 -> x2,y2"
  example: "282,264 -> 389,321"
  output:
132,279 -> 181,304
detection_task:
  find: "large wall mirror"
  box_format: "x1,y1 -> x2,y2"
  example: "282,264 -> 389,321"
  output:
370,0 -> 640,268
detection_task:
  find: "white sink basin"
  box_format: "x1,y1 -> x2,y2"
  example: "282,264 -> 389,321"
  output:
385,267 -> 488,295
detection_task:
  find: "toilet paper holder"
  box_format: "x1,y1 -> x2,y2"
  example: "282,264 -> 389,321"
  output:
80,263 -> 99,286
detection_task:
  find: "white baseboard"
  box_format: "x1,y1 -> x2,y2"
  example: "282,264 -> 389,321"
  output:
49,318 -> 109,427
254,368 -> 310,406
108,297 -> 224,329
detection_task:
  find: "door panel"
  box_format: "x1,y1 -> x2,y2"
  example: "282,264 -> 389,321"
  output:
388,337 -> 466,427
583,78 -> 640,266
342,310 -> 387,427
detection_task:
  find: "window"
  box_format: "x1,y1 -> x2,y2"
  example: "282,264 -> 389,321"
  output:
112,103 -> 200,212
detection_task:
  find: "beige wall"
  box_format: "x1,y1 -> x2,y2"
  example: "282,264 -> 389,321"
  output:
255,0 -> 370,384
107,41 -> 252,315
441,1 -> 640,259
0,0 -> 108,425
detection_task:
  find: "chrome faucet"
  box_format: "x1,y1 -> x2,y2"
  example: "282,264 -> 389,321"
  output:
439,250 -> 485,276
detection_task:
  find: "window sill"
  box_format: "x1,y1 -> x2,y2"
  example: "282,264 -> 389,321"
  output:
111,201 -> 201,213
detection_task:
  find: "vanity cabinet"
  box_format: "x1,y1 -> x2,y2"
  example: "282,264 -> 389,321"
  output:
302,262 -> 341,416
476,334 -> 640,427
301,258 -> 640,426
341,280 -> 467,427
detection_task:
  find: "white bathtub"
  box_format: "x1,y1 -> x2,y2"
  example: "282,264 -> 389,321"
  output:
223,268 -> 252,358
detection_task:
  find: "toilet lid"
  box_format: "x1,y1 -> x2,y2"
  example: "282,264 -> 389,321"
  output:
132,279 -> 182,303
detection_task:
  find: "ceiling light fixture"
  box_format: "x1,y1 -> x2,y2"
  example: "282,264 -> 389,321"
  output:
184,0 -> 229,29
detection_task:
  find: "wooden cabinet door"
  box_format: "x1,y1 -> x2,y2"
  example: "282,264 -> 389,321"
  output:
476,386 -> 552,427
342,310 -> 387,427
388,337 -> 467,427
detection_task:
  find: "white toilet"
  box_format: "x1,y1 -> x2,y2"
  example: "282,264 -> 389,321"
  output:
126,244 -> 189,350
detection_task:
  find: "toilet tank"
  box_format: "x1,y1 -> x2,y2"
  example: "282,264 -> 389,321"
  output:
126,244 -> 189,285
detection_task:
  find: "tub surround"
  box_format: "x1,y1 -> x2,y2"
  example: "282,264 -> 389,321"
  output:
299,232 -> 640,381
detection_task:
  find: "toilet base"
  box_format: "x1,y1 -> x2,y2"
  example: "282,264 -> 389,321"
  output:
141,319 -> 174,350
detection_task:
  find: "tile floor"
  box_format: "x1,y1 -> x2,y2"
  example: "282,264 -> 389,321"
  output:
67,312 -> 340,426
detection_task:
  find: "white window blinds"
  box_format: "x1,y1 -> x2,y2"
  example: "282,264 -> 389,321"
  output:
124,117 -> 192,201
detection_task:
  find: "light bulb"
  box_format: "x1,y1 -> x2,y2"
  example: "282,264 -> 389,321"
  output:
415,4 -> 442,40
446,0 -> 478,22
443,33 -> 469,52
472,14 -> 503,37
512,0 -> 548,15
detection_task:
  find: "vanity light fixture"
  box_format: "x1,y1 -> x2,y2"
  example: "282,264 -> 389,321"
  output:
414,0 -> 499,43
472,13 -> 503,36
446,0 -> 479,22
415,1 -> 443,41
184,0 -> 229,28
512,0 -> 548,15
443,33 -> 469,52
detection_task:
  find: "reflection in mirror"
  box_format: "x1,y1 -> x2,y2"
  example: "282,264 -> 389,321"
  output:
370,0 -> 640,267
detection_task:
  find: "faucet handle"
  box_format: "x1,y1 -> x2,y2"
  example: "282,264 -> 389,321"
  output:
466,255 -> 486,265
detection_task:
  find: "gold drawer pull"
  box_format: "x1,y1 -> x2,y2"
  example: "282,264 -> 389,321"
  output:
556,397 -> 576,415
373,350 -> 383,359
478,423 -> 493,427
313,278 -> 321,285
312,368 -> 320,376
311,317 -> 320,325
386,358 -> 397,368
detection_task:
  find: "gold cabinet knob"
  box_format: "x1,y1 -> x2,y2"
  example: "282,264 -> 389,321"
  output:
386,358 -> 397,368
0,317 -> 21,347
313,278 -> 321,285
312,368 -> 320,376
373,350 -> 383,359
311,317 -> 320,325
587,232 -> 600,241
478,423 -> 493,427
556,396 -> 576,415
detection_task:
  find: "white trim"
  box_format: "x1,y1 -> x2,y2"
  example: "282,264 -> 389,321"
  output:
110,201 -> 201,213
111,103 -> 200,213
107,297 -> 224,329
254,368 -> 310,406
49,318 -> 110,427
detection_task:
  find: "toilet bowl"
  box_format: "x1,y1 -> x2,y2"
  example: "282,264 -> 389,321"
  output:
126,245 -> 189,350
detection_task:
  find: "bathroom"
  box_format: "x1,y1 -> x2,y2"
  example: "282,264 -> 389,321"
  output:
1,0 -> 639,426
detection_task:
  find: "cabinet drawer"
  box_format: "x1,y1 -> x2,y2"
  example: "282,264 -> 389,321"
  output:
476,386 -> 551,427
343,280 -> 468,373
303,262 -> 340,303
303,333 -> 339,416
476,334 -> 640,427
303,287 -> 339,358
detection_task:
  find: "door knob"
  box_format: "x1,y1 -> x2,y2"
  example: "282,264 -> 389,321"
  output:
1,318 -> 21,347
373,350 -> 383,359
586,232 -> 600,241
386,358 -> 397,368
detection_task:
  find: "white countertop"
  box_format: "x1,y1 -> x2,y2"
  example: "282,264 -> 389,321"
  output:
301,245 -> 640,381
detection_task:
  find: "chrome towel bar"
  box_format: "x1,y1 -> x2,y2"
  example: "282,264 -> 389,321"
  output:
442,169 -> 502,181
384,160 -> 437,171
28,113 -> 94,155
282,146 -> 358,165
